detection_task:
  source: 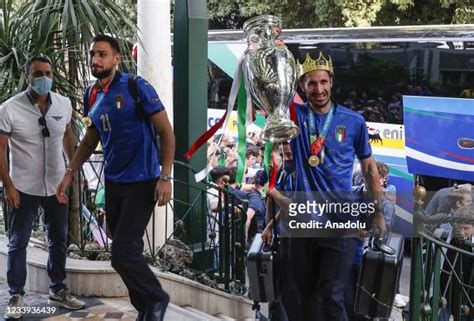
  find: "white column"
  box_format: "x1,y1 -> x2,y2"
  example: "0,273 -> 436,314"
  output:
137,0 -> 174,249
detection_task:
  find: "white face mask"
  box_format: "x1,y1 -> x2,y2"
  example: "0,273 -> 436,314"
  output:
31,76 -> 53,95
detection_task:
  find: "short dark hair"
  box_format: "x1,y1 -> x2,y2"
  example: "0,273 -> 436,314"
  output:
246,144 -> 260,158
209,166 -> 229,183
227,166 -> 237,184
453,205 -> 474,226
448,188 -> 471,209
254,170 -> 268,186
25,55 -> 53,74
92,34 -> 120,53
376,161 -> 389,177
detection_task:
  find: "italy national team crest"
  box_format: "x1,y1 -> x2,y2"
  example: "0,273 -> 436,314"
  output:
114,94 -> 124,109
335,125 -> 346,143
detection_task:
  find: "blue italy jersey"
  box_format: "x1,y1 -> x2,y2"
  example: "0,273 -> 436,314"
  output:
291,102 -> 371,193
85,72 -> 164,183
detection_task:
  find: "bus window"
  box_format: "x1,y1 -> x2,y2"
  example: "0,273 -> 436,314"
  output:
282,40 -> 474,124
208,60 -> 233,110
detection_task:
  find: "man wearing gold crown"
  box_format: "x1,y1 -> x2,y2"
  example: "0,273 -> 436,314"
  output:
280,51 -> 386,320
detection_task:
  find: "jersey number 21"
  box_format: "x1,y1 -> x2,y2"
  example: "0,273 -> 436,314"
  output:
100,114 -> 111,132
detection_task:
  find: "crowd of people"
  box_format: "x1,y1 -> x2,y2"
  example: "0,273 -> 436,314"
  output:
338,80 -> 473,125
206,135 -> 473,321
424,183 -> 473,321
339,82 -> 434,125
342,91 -> 405,124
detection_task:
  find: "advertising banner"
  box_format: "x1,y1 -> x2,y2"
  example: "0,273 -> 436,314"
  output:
403,96 -> 474,181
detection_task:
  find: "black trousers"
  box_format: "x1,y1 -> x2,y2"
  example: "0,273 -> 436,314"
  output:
105,179 -> 168,312
276,239 -> 298,321
286,237 -> 358,321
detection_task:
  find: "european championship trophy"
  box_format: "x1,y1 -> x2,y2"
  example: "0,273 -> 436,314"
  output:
242,15 -> 300,143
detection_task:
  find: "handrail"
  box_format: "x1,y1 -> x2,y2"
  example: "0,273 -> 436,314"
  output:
418,230 -> 474,257
410,185 -> 473,321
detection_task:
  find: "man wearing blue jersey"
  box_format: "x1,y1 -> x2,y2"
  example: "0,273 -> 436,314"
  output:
283,51 -> 386,321
56,35 -> 175,321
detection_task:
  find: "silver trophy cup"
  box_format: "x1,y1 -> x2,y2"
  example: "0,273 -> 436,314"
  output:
243,15 -> 299,143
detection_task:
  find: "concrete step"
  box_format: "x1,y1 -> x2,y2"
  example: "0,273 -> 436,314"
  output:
182,305 -> 222,320
214,312 -> 237,321
0,235 -> 257,320
166,304 -> 218,321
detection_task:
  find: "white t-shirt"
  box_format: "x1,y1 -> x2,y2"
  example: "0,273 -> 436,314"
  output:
0,91 -> 72,196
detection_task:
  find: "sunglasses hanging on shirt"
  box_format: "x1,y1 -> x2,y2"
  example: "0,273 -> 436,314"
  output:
38,116 -> 50,137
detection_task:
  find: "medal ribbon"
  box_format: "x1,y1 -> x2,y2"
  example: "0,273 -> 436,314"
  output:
236,77 -> 247,185
308,104 -> 334,157
268,156 -> 278,192
262,142 -> 274,194
186,57 -> 247,182
263,142 -> 273,175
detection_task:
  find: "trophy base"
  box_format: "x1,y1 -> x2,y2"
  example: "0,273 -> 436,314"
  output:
262,120 -> 300,143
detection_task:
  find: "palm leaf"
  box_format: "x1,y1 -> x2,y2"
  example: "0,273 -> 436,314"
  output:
0,0 -> 137,105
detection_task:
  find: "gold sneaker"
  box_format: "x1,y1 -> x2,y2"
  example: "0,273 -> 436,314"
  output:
48,289 -> 85,310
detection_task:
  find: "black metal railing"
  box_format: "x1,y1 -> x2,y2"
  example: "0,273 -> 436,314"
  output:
0,157 -> 251,295
155,161 -> 248,293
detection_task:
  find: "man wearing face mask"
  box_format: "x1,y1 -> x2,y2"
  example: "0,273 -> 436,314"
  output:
275,142 -> 295,191
261,143 -> 297,320
0,55 -> 85,317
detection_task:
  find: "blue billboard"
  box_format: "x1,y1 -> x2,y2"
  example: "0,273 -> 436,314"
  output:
403,96 -> 474,181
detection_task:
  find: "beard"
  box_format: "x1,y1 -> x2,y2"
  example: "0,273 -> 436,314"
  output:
308,94 -> 331,109
91,67 -> 114,79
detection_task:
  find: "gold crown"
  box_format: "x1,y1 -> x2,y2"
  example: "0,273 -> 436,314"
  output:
297,52 -> 333,78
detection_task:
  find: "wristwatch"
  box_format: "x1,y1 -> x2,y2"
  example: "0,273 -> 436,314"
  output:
160,174 -> 172,181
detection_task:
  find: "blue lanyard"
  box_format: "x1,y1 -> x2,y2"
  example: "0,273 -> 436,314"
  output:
308,103 -> 335,141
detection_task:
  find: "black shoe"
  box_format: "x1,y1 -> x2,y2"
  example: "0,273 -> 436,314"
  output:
136,311 -> 145,321
145,293 -> 170,321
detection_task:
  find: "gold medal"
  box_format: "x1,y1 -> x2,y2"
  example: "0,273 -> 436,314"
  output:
308,155 -> 320,167
82,117 -> 92,127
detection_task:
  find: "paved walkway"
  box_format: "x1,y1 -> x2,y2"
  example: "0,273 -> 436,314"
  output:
0,279 -> 123,320
0,277 -> 216,321
0,253 -> 410,321
391,255 -> 411,321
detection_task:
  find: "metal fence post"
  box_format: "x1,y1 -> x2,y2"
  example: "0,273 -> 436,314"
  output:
409,184 -> 427,321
